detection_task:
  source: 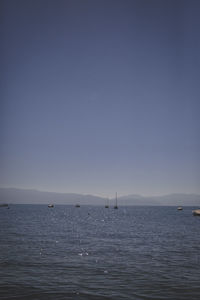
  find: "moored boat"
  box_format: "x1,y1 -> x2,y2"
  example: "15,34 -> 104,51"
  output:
48,204 -> 54,208
114,192 -> 118,209
0,204 -> 9,207
177,206 -> 183,210
192,209 -> 200,216
105,198 -> 109,208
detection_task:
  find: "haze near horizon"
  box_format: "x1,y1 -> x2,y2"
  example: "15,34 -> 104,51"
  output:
1,0 -> 200,198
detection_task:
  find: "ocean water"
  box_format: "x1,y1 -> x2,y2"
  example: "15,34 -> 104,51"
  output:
0,205 -> 200,300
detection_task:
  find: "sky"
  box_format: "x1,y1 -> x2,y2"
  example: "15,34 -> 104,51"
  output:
1,0 -> 200,198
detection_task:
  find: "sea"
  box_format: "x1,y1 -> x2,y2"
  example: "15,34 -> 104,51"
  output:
0,205 -> 200,300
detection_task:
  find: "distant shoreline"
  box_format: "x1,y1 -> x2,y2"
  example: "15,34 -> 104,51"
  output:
1,188 -> 200,206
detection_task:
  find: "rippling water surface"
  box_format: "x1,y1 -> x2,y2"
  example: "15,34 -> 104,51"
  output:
0,205 -> 200,299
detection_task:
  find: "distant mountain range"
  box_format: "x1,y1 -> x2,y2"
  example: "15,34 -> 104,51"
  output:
0,188 -> 200,206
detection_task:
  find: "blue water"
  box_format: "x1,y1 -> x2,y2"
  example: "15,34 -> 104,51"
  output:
0,205 -> 200,299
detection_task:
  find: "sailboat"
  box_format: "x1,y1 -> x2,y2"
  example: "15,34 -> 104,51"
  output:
114,192 -> 118,209
105,198 -> 109,208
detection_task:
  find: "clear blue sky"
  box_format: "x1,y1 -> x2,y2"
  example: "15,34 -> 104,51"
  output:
1,0 -> 200,197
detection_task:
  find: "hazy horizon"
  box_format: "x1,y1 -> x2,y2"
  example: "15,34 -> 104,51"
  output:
1,0 -> 200,198
1,186 -> 200,198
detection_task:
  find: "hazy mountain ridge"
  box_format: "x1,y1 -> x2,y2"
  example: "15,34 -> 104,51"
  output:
0,188 -> 200,206
119,193 -> 200,206
0,188 -> 103,205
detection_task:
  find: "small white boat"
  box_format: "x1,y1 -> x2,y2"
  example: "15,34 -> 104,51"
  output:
48,204 -> 54,208
177,207 -> 183,210
192,209 -> 200,216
